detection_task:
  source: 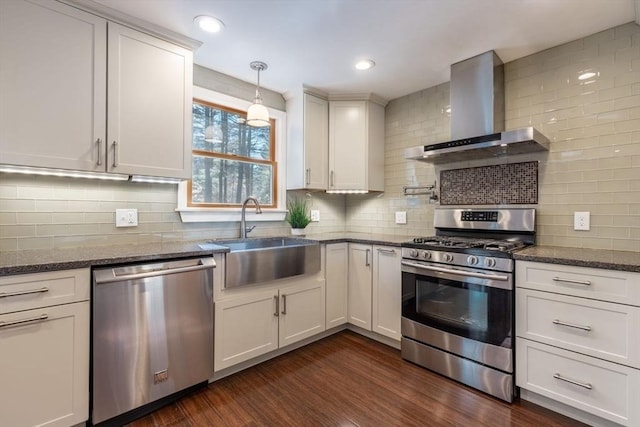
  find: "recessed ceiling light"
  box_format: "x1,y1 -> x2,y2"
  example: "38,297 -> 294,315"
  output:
355,59 -> 375,71
194,15 -> 224,33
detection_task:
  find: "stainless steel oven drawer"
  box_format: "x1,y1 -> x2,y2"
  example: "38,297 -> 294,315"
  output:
402,336 -> 514,402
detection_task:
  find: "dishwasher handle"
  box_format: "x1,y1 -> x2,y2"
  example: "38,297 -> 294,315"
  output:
94,257 -> 216,284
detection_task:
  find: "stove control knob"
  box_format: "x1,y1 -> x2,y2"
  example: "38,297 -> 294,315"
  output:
409,249 -> 419,258
443,253 -> 454,263
467,255 -> 479,266
485,258 -> 496,268
421,251 -> 432,260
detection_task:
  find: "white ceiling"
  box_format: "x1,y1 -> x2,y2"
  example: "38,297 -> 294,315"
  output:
94,0 -> 636,101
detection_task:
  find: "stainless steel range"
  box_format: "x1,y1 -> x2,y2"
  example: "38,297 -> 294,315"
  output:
401,208 -> 535,402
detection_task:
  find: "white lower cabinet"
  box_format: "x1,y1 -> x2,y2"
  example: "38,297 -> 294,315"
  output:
214,288 -> 279,371
214,277 -> 325,372
517,338 -> 640,426
325,243 -> 348,328
516,260 -> 640,426
347,243 -> 401,341
278,280 -> 326,347
372,246 -> 401,341
348,243 -> 373,329
0,269 -> 90,427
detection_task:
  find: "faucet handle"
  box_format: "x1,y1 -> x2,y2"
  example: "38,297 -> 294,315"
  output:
245,225 -> 256,234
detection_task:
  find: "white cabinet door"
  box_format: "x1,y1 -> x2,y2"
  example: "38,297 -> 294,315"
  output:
348,243 -> 372,330
107,22 -> 192,179
517,338 -> 640,427
372,245 -> 401,341
303,93 -> 329,189
0,302 -> 89,427
214,289 -> 279,371
325,243 -> 348,329
0,0 -> 106,172
279,280 -> 326,347
329,101 -> 367,190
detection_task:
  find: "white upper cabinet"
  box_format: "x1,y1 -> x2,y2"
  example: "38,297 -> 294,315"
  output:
0,0 -> 193,179
287,94 -> 385,192
329,100 -> 385,192
0,0 -> 107,172
107,23 -> 192,178
286,92 -> 329,190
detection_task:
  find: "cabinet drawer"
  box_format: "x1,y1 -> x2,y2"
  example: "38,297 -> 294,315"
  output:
516,289 -> 640,368
516,338 -> 640,426
516,261 -> 640,305
0,269 -> 90,314
0,302 -> 89,427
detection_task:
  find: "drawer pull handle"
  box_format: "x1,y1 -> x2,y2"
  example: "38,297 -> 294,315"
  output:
552,277 -> 591,286
0,313 -> 48,329
377,248 -> 396,254
553,373 -> 592,390
552,319 -> 592,332
0,287 -> 49,299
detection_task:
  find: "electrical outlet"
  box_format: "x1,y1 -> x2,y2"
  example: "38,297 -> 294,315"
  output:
116,209 -> 138,227
395,211 -> 407,224
310,210 -> 320,222
574,211 -> 590,231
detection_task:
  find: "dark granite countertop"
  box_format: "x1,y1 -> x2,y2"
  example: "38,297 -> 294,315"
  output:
0,233 -> 407,276
303,232 -> 407,246
0,241 -> 230,276
514,246 -> 640,273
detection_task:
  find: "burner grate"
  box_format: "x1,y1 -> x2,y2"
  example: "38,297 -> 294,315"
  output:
410,236 -> 527,253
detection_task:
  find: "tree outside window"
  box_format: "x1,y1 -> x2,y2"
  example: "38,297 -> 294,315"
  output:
189,99 -> 277,207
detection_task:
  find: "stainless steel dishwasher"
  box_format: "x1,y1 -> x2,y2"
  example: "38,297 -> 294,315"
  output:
91,257 -> 215,426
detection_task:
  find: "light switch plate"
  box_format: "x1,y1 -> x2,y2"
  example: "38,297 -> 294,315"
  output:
310,210 -> 320,222
116,209 -> 138,227
395,211 -> 407,224
574,211 -> 590,231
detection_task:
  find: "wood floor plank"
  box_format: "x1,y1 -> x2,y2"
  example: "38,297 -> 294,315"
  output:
127,331 -> 587,427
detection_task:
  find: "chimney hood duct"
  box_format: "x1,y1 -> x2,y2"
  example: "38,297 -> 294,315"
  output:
404,51 -> 549,163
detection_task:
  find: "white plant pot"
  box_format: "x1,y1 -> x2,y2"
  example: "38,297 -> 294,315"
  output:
290,228 -> 306,236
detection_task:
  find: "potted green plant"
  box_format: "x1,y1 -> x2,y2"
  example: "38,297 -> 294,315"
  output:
285,197 -> 312,235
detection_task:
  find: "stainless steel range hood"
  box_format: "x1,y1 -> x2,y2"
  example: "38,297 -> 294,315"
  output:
405,51 -> 549,163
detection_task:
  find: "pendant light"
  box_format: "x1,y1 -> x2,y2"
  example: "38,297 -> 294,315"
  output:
246,61 -> 270,127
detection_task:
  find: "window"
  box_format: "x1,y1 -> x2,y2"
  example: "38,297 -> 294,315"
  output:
190,100 -> 277,207
177,86 -> 287,223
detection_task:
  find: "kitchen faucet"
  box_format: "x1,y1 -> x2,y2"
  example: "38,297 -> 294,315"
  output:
240,196 -> 262,238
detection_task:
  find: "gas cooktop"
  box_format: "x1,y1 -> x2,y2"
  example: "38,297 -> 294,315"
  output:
407,236 -> 527,253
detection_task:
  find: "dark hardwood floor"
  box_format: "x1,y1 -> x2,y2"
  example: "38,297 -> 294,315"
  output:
128,331 -> 586,427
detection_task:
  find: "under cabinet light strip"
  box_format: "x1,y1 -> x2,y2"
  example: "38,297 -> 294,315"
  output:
325,190 -> 369,194
131,175 -> 182,184
0,165 -> 130,181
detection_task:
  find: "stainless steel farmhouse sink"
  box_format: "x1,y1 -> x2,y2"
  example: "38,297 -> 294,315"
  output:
200,237 -> 321,288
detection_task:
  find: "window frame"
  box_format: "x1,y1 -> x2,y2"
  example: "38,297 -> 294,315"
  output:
188,99 -> 278,208
177,86 -> 287,223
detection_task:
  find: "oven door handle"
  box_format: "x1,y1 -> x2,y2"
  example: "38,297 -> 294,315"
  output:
401,260 -> 510,282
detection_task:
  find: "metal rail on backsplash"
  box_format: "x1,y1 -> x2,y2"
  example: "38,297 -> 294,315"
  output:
403,182 -> 439,202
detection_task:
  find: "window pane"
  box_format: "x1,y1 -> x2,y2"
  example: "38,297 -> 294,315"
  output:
192,102 -> 271,160
191,155 -> 273,205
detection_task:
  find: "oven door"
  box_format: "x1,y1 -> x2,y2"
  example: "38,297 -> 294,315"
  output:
401,259 -> 513,349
